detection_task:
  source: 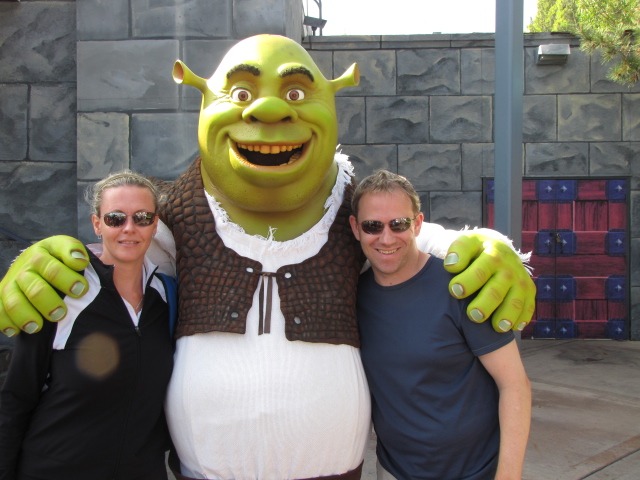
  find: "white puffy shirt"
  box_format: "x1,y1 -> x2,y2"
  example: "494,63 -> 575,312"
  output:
165,158 -> 371,479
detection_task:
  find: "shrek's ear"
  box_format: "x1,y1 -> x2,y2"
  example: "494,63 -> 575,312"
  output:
330,63 -> 360,93
172,60 -> 207,94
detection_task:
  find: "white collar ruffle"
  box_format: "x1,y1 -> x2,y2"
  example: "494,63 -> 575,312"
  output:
206,153 -> 354,269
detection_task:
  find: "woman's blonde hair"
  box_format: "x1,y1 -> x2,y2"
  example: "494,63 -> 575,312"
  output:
85,170 -> 161,216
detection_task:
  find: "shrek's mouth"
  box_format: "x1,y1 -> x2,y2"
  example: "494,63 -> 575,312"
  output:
236,143 -> 304,167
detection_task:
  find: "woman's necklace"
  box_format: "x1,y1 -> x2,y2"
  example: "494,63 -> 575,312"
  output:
134,296 -> 144,313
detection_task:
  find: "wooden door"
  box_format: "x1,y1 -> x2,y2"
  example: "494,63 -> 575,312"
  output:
483,178 -> 629,340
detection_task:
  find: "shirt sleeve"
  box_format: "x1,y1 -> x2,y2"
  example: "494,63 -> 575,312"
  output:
0,321 -> 55,479
146,220 -> 177,276
456,298 -> 515,357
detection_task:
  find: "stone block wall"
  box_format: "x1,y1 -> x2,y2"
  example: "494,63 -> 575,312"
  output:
0,1 -> 639,339
304,34 -> 640,230
304,33 -> 639,339
0,1 -> 77,273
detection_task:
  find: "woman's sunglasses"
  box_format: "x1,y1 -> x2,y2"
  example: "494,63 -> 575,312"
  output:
360,216 -> 416,235
103,211 -> 157,228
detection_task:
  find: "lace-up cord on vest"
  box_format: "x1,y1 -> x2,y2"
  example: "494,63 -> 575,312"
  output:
258,272 -> 277,335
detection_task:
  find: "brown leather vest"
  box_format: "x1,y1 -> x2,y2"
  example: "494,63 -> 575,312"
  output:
159,159 -> 366,348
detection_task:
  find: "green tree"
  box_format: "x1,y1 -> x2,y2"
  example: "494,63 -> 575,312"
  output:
529,0 -> 640,86
528,0 -> 575,32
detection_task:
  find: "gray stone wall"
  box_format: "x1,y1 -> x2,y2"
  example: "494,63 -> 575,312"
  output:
304,34 -> 640,339
0,1 -> 639,339
304,34 -> 640,225
0,1 -> 77,274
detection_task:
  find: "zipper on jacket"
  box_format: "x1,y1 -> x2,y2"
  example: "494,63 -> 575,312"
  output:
112,307 -> 145,479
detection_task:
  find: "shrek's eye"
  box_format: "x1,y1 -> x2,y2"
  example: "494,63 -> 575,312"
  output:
285,88 -> 305,101
231,88 -> 252,102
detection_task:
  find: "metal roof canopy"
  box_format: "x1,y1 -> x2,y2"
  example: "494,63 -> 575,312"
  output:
494,0 -> 524,249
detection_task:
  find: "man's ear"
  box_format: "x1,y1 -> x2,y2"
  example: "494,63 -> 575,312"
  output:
413,212 -> 425,235
349,215 -> 361,241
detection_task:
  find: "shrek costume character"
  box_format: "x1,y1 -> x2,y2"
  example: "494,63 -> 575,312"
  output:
0,35 -> 536,479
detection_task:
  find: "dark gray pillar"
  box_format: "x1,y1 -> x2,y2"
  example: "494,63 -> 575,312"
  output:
494,0 -> 524,248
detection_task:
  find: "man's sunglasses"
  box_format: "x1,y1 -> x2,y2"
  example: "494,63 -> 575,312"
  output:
360,216 -> 416,235
103,211 -> 157,228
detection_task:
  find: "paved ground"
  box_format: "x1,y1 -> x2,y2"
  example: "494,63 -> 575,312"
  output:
518,339 -> 640,480
169,339 -> 640,479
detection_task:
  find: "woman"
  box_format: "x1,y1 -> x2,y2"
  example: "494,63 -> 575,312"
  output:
0,171 -> 174,480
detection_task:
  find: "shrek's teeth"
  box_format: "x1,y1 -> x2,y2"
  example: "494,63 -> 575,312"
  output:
287,151 -> 302,164
238,143 -> 302,154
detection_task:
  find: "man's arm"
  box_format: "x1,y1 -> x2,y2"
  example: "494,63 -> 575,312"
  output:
479,340 -> 532,480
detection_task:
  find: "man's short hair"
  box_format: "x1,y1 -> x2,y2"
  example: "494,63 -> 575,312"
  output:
351,169 -> 421,218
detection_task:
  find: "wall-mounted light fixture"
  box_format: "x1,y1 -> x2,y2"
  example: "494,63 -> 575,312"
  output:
303,16 -> 327,36
536,44 -> 570,65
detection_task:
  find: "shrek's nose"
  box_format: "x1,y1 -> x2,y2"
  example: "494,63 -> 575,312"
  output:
242,97 -> 298,123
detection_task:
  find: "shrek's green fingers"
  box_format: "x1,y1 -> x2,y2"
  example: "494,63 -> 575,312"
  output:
443,234 -> 484,274
0,281 -> 45,335
16,270 -> 71,323
465,273 -> 536,332
446,236 -> 535,331
0,236 -> 89,336
0,298 -> 20,337
28,246 -> 88,300
33,235 -> 90,281
454,271 -> 510,326
485,276 -> 536,332
447,241 -> 506,301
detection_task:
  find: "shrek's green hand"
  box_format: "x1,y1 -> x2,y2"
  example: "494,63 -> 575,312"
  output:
0,235 -> 89,337
443,231 -> 536,333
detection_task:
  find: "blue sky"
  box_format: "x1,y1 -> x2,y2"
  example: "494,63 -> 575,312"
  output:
307,0 -> 539,35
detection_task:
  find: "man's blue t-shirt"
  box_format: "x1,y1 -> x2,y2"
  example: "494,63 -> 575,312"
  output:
357,256 -> 515,480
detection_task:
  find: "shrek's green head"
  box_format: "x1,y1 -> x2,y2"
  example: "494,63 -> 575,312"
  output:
173,34 -> 359,221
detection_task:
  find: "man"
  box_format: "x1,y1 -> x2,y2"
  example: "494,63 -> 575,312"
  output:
350,170 -> 532,480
